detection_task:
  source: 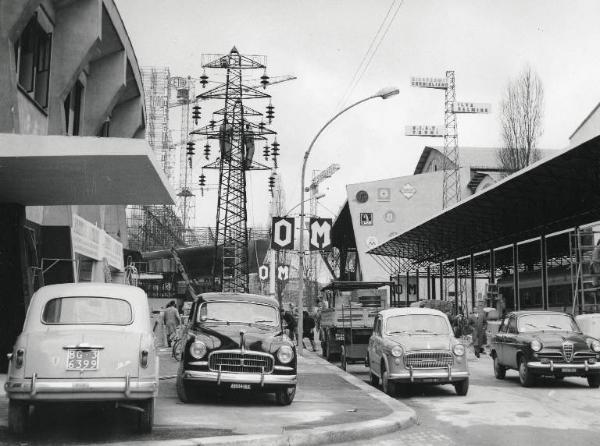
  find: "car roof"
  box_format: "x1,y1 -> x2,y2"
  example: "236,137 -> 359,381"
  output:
379,307 -> 448,318
199,292 -> 279,307
510,310 -> 571,317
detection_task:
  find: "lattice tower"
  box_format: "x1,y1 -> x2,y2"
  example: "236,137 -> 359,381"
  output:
175,77 -> 196,231
442,70 -> 460,208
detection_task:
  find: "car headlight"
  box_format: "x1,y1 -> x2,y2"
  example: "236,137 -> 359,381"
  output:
277,345 -> 294,364
189,341 -> 207,359
453,344 -> 465,356
590,339 -> 600,353
391,345 -> 404,357
530,339 -> 542,352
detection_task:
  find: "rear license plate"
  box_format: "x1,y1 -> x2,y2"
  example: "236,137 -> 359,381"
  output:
66,349 -> 99,370
230,383 -> 251,390
561,367 -> 576,373
422,378 -> 440,383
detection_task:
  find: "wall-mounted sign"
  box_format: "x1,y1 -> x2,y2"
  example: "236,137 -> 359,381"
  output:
410,76 -> 448,89
366,236 -> 379,250
384,210 -> 396,223
400,183 -> 417,200
277,264 -> 290,283
377,187 -> 391,202
271,217 -> 295,250
71,215 -> 123,271
309,218 -> 332,251
258,265 -> 269,281
360,213 -> 373,226
452,102 -> 491,114
405,125 -> 445,137
356,190 -> 369,203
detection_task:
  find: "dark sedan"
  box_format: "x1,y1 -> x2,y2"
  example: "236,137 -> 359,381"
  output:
491,311 -> 600,387
175,292 -> 297,405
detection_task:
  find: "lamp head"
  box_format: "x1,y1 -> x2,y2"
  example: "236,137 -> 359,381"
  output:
376,86 -> 400,99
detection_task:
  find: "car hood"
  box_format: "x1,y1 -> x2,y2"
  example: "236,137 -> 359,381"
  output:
527,331 -> 588,349
192,323 -> 288,353
389,334 -> 453,351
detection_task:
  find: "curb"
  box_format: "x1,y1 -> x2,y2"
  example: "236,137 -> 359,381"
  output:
114,352 -> 417,446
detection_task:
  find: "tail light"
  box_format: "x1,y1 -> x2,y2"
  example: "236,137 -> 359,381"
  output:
140,350 -> 149,368
15,349 -> 24,368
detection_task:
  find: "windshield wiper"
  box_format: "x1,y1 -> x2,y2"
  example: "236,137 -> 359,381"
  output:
413,329 -> 440,335
203,317 -> 225,322
546,324 -> 565,330
388,330 -> 411,335
254,319 -> 274,324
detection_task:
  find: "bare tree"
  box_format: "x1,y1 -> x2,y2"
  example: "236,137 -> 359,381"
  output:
497,66 -> 544,173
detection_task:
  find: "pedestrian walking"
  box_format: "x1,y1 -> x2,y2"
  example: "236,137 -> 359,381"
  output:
471,302 -> 487,358
282,308 -> 297,342
302,310 -> 316,351
163,300 -> 181,347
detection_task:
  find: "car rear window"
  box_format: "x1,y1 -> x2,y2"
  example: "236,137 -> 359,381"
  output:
42,297 -> 132,325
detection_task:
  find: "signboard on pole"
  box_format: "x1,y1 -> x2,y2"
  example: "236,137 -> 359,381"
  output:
309,218 -> 332,251
452,102 -> 491,114
405,125 -> 445,137
271,217 -> 295,250
276,264 -> 290,284
258,265 -> 269,281
410,76 -> 448,89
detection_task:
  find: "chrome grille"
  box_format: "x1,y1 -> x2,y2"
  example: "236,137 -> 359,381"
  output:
208,351 -> 274,374
562,342 -> 574,362
404,351 -> 453,368
538,351 -> 596,363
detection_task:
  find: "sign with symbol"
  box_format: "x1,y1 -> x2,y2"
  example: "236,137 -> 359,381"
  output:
377,187 -> 391,202
360,213 -> 373,226
405,125 -> 445,137
277,264 -> 290,283
169,76 -> 187,88
356,190 -> 369,203
452,102 -> 491,114
271,217 -> 295,250
401,183 -> 417,199
309,218 -> 332,251
384,210 -> 396,223
258,265 -> 269,281
366,236 -> 379,250
411,76 -> 448,89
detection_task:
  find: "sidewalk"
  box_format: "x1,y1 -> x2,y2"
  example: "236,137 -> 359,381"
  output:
0,351 -> 415,445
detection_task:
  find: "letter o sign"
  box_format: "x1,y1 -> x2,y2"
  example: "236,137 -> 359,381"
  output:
258,265 -> 269,281
271,217 -> 295,249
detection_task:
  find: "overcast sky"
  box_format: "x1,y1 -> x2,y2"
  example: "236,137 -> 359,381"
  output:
115,0 -> 600,228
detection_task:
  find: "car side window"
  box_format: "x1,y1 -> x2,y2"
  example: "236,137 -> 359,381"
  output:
374,318 -> 381,336
498,318 -> 509,333
507,317 -> 517,334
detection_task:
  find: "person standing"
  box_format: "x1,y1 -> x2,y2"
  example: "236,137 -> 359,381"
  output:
163,300 -> 181,347
282,308 -> 297,342
471,303 -> 487,358
302,310 -> 316,351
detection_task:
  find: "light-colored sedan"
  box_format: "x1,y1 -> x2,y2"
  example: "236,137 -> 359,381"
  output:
4,283 -> 158,434
366,307 -> 469,396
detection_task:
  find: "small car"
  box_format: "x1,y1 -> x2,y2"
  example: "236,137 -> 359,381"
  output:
491,311 -> 600,387
366,308 -> 469,396
176,292 -> 297,405
4,283 -> 158,434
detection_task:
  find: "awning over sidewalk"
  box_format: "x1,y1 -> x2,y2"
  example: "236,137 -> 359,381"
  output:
0,133 -> 175,205
368,135 -> 600,265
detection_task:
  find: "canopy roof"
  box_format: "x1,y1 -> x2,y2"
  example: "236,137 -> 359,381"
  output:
369,135 -> 600,267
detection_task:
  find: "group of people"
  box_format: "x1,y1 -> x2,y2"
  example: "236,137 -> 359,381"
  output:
281,306 -> 318,351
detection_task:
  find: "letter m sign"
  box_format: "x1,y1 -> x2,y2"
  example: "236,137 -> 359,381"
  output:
309,218 -> 332,251
271,217 -> 295,250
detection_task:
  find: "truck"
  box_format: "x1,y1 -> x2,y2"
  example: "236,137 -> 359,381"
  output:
318,281 -> 390,370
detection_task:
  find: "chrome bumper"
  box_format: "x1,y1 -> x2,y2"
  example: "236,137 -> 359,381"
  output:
390,366 -> 469,383
527,360 -> 600,372
5,373 -> 157,400
183,370 -> 297,386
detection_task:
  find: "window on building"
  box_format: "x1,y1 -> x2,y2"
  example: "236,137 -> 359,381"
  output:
14,12 -> 52,110
64,81 -> 84,135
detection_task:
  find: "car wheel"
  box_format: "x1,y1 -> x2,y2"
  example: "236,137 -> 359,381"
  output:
493,355 -> 506,380
369,369 -> 380,386
176,362 -> 193,403
340,345 -> 347,371
587,375 -> 600,388
518,357 -> 535,387
381,365 -> 397,396
137,398 -> 154,433
454,378 -> 469,396
8,399 -> 29,434
172,339 -> 183,361
275,386 -> 296,405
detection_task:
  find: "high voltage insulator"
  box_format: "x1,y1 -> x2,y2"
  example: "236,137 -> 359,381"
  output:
258,120 -> 266,131
186,141 -> 195,156
198,172 -> 206,187
263,143 -> 270,160
266,101 -> 275,123
204,143 -> 211,160
260,71 -> 269,89
200,70 -> 209,88
268,172 -> 276,192
188,156 -> 192,168
192,105 -> 201,125
209,116 -> 216,129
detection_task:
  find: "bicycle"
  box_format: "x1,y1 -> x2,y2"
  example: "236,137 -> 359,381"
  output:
171,326 -> 185,361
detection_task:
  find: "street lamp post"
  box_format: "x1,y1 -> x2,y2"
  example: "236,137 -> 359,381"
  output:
297,87 -> 399,355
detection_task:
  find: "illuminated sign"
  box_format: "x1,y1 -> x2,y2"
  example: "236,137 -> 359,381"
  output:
410,76 -> 448,89
405,125 -> 445,137
452,102 -> 491,114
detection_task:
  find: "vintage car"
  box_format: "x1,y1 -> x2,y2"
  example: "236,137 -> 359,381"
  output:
366,308 -> 469,396
491,310 -> 600,387
176,292 -> 297,405
4,283 -> 158,434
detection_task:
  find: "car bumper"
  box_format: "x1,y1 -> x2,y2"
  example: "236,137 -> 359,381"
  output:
182,370 -> 297,387
527,360 -> 600,373
390,368 -> 469,383
4,374 -> 158,401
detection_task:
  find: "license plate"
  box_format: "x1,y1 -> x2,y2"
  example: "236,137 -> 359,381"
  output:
66,349 -> 99,370
561,367 -> 576,373
230,383 -> 251,390
422,378 -> 440,383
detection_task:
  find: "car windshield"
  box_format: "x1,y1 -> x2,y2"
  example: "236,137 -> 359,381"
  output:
42,297 -> 132,325
518,314 -> 580,333
385,314 -> 450,335
198,301 -> 279,326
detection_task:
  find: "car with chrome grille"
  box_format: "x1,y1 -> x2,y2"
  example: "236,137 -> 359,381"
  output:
176,292 -> 297,405
366,307 -> 469,396
4,283 -> 158,434
491,310 -> 600,387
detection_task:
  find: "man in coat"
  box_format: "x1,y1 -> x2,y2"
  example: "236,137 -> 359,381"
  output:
163,300 -> 181,347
